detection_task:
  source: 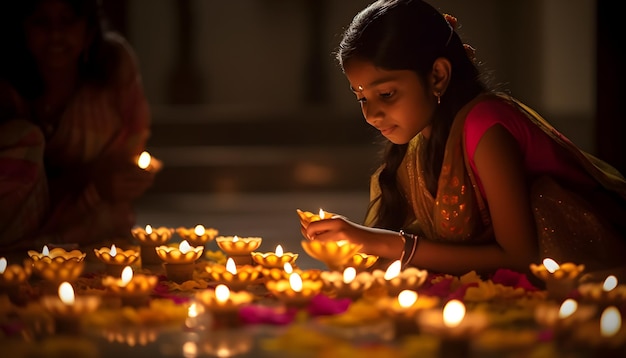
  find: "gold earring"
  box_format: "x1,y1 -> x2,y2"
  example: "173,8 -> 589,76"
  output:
435,91 -> 441,105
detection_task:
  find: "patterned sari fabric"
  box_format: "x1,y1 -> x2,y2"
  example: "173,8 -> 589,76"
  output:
0,34 -> 150,251
365,93 -> 626,272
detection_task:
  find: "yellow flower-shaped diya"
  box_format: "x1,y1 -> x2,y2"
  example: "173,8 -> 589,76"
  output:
215,236 -> 262,266
301,239 -> 363,272
102,266 -> 158,307
372,260 -> 429,296
176,225 -> 219,248
40,281 -> 102,334
320,267 -> 375,300
265,271 -> 323,308
251,244 -> 298,269
530,258 -> 585,300
195,284 -> 253,325
28,245 -> 86,262
261,262 -> 322,282
156,240 -> 204,283
94,244 -> 140,277
131,225 -> 174,265
344,253 -> 379,272
0,257 -> 33,304
296,208 -> 337,226
206,258 -> 260,291
577,275 -> 626,307
28,246 -> 86,292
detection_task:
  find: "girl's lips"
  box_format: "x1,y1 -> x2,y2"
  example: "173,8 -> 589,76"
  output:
380,126 -> 396,136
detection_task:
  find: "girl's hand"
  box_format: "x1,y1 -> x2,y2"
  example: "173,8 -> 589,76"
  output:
92,156 -> 156,203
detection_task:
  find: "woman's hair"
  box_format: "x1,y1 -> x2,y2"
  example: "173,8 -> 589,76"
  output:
0,0 -> 120,99
336,0 -> 491,230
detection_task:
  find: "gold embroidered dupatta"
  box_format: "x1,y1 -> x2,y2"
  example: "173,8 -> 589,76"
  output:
364,93 -> 626,270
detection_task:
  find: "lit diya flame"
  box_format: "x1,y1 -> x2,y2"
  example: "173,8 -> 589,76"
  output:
443,299 -> 465,328
179,240 -> 192,254
319,208 -> 325,219
0,258 -> 6,274
188,302 -> 199,318
194,225 -> 205,236
226,258 -> 237,275
289,272 -> 303,293
275,245 -> 283,257
59,282 -> 75,305
342,267 -> 356,284
215,284 -> 230,303
558,298 -> 578,319
543,258 -> 560,273
284,262 -> 293,274
601,306 -> 621,337
603,275 -> 618,292
120,266 -> 133,287
42,245 -> 50,256
398,289 -> 418,308
145,225 -> 153,235
110,244 -> 118,257
232,236 -> 239,243
383,260 -> 402,280
137,151 -> 151,169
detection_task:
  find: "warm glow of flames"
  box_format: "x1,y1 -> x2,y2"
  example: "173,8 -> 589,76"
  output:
58,282 -> 75,305
232,236 -> 239,242
145,225 -> 153,234
275,245 -> 283,257
137,151 -> 151,169
289,272 -> 303,292
558,298 -> 578,319
542,258 -> 560,273
603,275 -> 618,292
319,208 -> 325,219
215,284 -> 230,303
284,262 -> 293,274
384,260 -> 402,280
398,290 -> 418,308
42,245 -> 50,256
342,267 -> 356,284
0,258 -> 6,274
601,306 -> 621,337
443,299 -> 465,327
194,225 -> 205,236
187,302 -> 198,318
110,244 -> 117,257
121,266 -> 133,285
182,341 -> 198,357
179,240 -> 191,254
226,258 -> 237,275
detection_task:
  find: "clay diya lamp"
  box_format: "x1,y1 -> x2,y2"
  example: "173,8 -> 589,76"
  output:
215,236 -> 262,266
0,257 -> 33,304
371,260 -> 429,296
300,239 -> 363,272
320,267 -> 375,300
261,262 -> 322,282
534,297 -> 597,342
577,275 -> 626,308
195,284 -> 254,327
102,266 -> 158,307
265,271 -> 323,309
176,225 -> 219,249
251,244 -> 298,269
131,225 -> 174,266
155,240 -> 204,283
376,289 -> 440,337
343,253 -> 379,273
530,258 -> 585,301
28,246 -> 86,293
40,281 -> 101,335
206,258 -> 260,291
94,244 -> 140,277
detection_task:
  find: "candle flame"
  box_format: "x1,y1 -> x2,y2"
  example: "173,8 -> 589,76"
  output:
187,302 -> 198,318
558,298 -> 578,319
121,266 -> 133,285
58,282 -> 75,305
137,151 -> 151,169
601,306 -> 621,337
215,284 -> 230,303
194,225 -> 205,236
42,245 -> 49,256
0,257 -> 6,274
542,258 -> 560,273
110,244 -> 117,257
145,225 -> 153,234
603,275 -> 618,292
319,208 -> 325,219
283,262 -> 293,274
342,267 -> 356,284
183,341 -> 198,357
289,272 -> 303,292
179,240 -> 191,254
226,258 -> 237,275
384,260 -> 402,280
398,290 -> 418,308
443,299 -> 465,327
275,245 -> 283,257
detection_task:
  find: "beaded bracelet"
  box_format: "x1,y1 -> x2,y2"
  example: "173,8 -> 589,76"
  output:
399,229 -> 420,268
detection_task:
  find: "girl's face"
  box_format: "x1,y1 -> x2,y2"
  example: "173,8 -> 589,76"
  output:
344,59 -> 437,143
24,0 -> 90,72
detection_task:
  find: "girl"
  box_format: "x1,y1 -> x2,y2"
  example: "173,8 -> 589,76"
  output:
0,0 -> 156,251
301,0 -> 626,278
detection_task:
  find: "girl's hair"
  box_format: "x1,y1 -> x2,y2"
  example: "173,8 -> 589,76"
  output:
336,0 -> 491,230
0,0 -> 120,99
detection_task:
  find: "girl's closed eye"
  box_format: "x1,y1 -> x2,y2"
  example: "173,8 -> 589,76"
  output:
379,91 -> 394,99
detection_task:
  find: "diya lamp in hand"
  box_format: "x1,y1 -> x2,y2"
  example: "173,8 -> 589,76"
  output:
176,225 -> 219,248
40,281 -> 101,335
530,258 -> 585,301
206,258 -> 260,292
251,244 -> 298,269
156,240 -> 204,283
301,239 -> 363,272
102,266 -> 158,307
265,271 -> 324,309
131,225 -> 174,265
215,236 -> 262,266
94,244 -> 140,277
0,257 -> 32,305
195,284 -> 253,328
